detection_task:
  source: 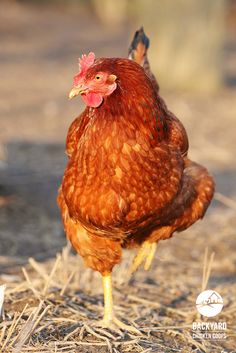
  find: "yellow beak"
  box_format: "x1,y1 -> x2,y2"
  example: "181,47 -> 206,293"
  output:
68,86 -> 88,99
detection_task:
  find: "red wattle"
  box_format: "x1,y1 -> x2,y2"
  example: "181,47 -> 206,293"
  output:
82,92 -> 103,108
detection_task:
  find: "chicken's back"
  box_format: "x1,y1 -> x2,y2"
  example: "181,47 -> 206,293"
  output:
129,28 -> 189,157
126,28 -> 214,246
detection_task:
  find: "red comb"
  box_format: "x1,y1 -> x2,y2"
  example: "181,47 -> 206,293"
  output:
78,52 -> 95,76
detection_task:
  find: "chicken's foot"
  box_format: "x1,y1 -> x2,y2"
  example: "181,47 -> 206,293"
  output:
130,241 -> 157,274
96,273 -> 140,334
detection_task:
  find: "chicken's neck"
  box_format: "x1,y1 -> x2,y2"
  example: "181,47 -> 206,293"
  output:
86,89 -> 167,148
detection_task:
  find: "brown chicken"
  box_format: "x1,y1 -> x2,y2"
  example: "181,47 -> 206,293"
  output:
58,28 -> 214,331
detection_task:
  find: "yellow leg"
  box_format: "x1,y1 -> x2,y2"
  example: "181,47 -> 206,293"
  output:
144,242 -> 157,270
97,273 -> 140,334
130,241 -> 157,274
102,273 -> 114,324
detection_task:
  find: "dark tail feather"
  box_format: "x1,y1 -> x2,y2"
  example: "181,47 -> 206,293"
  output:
128,27 -> 150,60
128,27 -> 160,93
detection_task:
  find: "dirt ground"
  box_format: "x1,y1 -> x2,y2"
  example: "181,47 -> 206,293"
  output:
0,2 -> 236,352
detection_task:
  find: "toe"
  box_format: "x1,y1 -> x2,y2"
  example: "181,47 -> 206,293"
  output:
113,317 -> 141,334
94,317 -> 141,335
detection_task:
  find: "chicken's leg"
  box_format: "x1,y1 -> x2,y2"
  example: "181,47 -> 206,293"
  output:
130,241 -> 157,274
97,273 -> 140,334
102,273 -> 113,325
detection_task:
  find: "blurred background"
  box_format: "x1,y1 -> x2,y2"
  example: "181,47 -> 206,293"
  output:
0,0 -> 236,265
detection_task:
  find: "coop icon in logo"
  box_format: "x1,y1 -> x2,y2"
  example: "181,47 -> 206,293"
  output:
196,290 -> 223,317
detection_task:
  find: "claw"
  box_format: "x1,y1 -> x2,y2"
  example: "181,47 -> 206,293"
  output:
130,242 -> 157,274
96,316 -> 141,335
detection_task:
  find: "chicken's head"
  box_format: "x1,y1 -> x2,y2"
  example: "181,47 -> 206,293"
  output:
69,52 -> 117,108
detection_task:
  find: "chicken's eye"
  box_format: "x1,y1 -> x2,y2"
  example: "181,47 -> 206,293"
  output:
95,74 -> 102,80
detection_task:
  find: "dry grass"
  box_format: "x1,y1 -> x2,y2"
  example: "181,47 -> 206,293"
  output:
0,2 -> 235,352
1,217 -> 236,353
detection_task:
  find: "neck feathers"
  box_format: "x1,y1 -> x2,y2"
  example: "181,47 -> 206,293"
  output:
88,58 -> 167,144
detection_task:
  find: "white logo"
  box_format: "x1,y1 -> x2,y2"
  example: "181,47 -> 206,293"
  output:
196,290 -> 223,317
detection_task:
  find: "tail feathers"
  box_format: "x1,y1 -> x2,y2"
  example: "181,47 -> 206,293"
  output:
128,27 -> 159,93
128,27 -> 149,61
